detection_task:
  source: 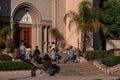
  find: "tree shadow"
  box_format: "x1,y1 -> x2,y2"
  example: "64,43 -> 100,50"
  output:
107,40 -> 116,49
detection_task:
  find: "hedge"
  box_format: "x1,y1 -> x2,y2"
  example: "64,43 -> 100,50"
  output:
0,61 -> 36,71
0,53 -> 12,61
102,56 -> 120,67
85,50 -> 114,60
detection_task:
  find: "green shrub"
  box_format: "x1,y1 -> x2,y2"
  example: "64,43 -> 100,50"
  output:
0,54 -> 12,61
102,56 -> 120,67
110,48 -> 120,51
85,50 -> 114,60
0,61 -> 36,71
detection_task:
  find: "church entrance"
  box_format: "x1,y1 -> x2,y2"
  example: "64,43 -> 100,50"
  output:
14,24 -> 32,47
20,27 -> 31,46
13,9 -> 32,47
12,3 -> 52,52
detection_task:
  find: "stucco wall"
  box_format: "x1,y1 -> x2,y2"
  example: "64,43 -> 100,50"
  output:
11,0 -> 52,20
56,0 -> 66,41
65,0 -> 83,48
106,40 -> 120,50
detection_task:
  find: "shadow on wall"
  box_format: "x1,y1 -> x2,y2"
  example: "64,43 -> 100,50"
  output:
106,40 -> 117,50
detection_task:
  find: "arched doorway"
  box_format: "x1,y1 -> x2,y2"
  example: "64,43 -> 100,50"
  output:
12,2 -> 42,49
13,9 -> 32,47
11,2 -> 52,52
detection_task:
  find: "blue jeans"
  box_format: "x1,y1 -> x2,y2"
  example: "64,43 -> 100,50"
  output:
70,55 -> 74,62
47,67 -> 53,75
20,54 -> 25,60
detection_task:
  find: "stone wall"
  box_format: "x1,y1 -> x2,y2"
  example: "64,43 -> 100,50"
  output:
106,40 -> 120,50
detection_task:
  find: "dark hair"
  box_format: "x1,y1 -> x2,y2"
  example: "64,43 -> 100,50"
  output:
36,46 -> 38,49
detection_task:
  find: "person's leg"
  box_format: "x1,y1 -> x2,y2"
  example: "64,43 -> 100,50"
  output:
20,54 -> 24,60
70,56 -> 74,62
47,67 -> 53,76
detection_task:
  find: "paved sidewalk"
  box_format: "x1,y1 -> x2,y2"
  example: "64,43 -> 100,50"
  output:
0,70 -> 120,80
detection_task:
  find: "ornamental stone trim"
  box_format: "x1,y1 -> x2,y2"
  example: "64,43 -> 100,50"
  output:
93,61 -> 120,76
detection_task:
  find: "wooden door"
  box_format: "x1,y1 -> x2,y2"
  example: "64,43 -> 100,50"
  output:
20,28 -> 31,46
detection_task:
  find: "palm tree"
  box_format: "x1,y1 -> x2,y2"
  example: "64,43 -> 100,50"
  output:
64,0 -> 107,52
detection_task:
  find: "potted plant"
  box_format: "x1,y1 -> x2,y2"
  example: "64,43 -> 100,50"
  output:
50,28 -> 60,43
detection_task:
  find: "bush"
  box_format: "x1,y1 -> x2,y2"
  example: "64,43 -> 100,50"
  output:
110,48 -> 120,51
0,54 -> 12,61
102,56 -> 120,67
0,61 -> 36,71
85,50 -> 114,60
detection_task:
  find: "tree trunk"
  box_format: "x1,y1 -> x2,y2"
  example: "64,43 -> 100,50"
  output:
81,31 -> 84,53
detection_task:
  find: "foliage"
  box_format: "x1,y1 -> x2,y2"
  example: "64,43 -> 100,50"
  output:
64,1 -> 107,52
75,48 -> 81,56
101,0 -> 120,39
50,28 -> 60,39
0,26 -> 12,47
64,0 -> 107,34
0,54 -> 12,61
102,56 -> 120,67
85,50 -> 114,60
0,61 -> 36,71
109,48 -> 120,51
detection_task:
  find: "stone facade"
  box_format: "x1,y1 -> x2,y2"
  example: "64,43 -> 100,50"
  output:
0,0 -> 101,52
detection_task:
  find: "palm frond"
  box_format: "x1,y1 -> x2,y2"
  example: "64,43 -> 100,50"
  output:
77,22 -> 85,33
100,23 -> 108,35
90,20 -> 100,32
63,10 -> 78,24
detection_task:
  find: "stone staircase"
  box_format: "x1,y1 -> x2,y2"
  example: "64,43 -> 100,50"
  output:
54,62 -> 107,76
31,53 -> 107,76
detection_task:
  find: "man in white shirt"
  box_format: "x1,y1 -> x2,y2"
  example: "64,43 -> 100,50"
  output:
19,42 -> 26,60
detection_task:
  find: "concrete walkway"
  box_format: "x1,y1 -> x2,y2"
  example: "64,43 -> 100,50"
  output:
0,70 -> 120,80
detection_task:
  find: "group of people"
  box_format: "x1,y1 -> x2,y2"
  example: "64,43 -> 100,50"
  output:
19,42 -> 54,76
19,41 -> 80,76
19,42 -> 41,63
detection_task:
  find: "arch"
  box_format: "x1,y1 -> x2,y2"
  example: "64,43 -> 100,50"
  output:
11,2 -> 42,24
11,2 -> 42,48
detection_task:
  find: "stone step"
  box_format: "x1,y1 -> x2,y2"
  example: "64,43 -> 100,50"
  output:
55,62 -> 106,76
31,54 -> 106,76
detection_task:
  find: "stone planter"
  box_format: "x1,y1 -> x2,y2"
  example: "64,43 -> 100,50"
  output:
11,53 -> 18,59
114,50 -> 120,56
5,47 -> 11,53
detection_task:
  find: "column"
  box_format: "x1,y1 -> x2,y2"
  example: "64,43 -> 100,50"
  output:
10,16 -> 14,40
38,24 -> 42,51
32,24 -> 37,50
47,26 -> 51,45
35,25 -> 37,48
37,25 -> 39,46
44,26 -> 48,53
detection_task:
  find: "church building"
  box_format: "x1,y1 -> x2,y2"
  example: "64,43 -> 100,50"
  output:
0,0 -> 100,52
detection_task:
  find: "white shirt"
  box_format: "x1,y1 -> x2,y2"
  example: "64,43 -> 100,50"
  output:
20,45 -> 26,54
